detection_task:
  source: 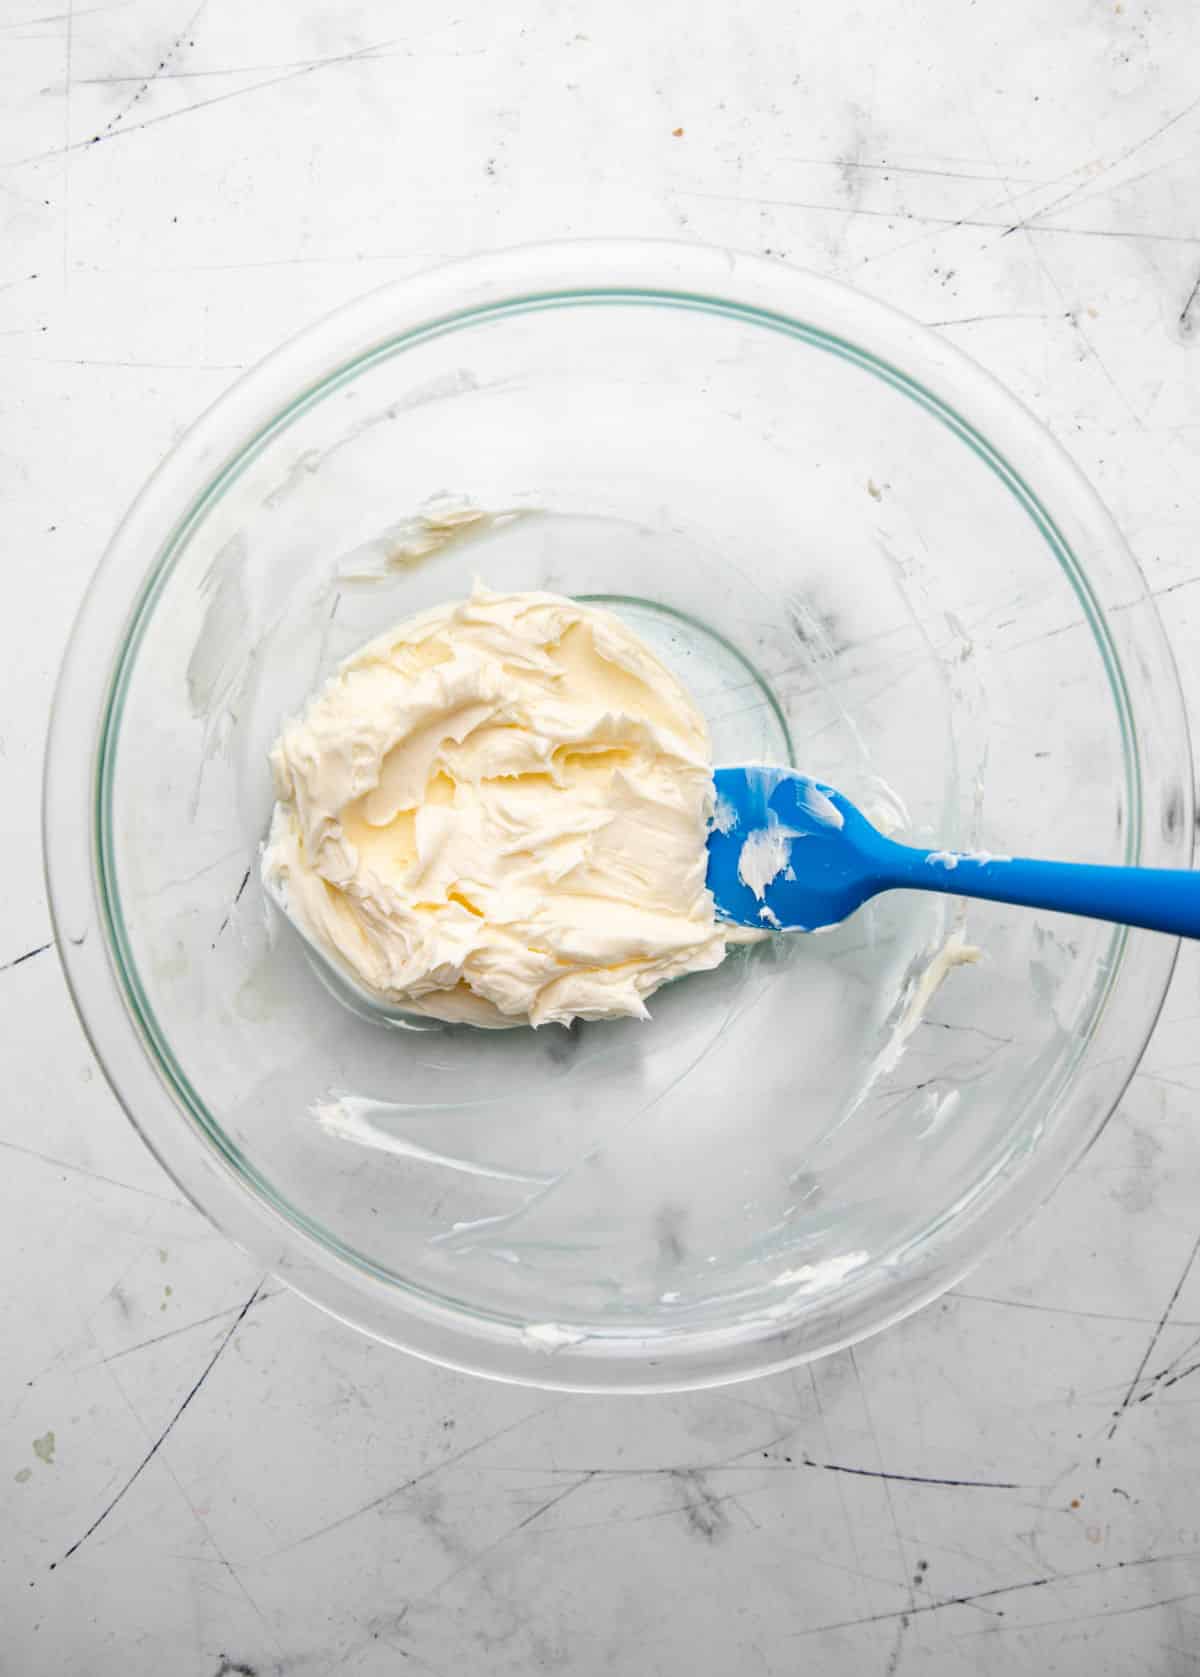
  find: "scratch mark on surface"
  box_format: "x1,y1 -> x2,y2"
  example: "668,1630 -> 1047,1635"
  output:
473,1456 -> 1023,1488
952,1290 -> 1200,1330
7,38 -> 399,167
787,1551 -> 1200,1637
75,42 -> 484,83
1021,223 -> 1200,246
1152,1321 -> 1200,1383
928,312 -> 1063,328
213,866 -> 252,945
1108,1229 -> 1200,1441
851,1347 -> 917,1647
843,152 -> 1118,271
1180,268 -> 1200,336
803,1362 -> 869,1622
94,1289 -> 280,1365
88,1302 -> 281,1657
509,1471 -> 595,1536
52,1281 -> 263,1567
0,1137 -> 184,1205
1129,1320 -> 1200,1408
274,1399 -> 565,1555
1024,147 -> 1195,234
0,940 -> 51,973
1002,94 -> 1200,238
62,0 -> 73,286
547,1488 -> 902,1594
954,1589 -> 1200,1640
800,1456 -> 1025,1490
884,1614 -> 910,1676
150,250 -> 439,274
781,156 -> 1048,185
1141,1068 -> 1200,1092
0,2 -> 128,28
195,1524 -> 277,1658
92,0 -> 208,138
353,1470 -> 595,1641
75,46 -> 445,82
0,939 -> 52,979
1155,1358 -> 1200,1394
1007,190 -> 1149,431
29,355 -> 249,372
923,1018 -> 1016,1047
670,188 -> 1200,244
141,846 -> 248,899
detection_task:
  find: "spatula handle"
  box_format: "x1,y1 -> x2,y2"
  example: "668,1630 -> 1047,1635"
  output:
888,849 -> 1200,940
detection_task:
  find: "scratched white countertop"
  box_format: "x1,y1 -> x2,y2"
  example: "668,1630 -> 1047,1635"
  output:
4,2 -> 1200,1672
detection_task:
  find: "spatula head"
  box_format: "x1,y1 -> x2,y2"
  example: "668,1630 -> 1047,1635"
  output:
706,766 -> 890,931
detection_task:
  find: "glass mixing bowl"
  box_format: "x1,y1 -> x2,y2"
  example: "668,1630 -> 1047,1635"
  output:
45,240 -> 1191,1391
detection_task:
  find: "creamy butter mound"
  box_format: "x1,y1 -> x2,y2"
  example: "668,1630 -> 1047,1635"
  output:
262,585 -> 749,1028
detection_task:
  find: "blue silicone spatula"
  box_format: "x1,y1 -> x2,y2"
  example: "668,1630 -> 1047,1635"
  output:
707,765 -> 1200,937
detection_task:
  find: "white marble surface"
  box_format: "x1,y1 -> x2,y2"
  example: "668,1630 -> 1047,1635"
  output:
5,1 -> 1200,1671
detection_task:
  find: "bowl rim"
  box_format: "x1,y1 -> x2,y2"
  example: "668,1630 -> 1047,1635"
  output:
43,237 -> 1193,1392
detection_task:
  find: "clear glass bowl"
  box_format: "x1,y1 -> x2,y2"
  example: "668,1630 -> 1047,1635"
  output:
45,240 -> 1191,1391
